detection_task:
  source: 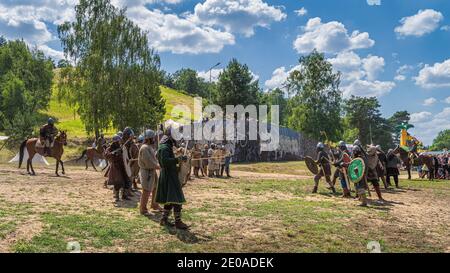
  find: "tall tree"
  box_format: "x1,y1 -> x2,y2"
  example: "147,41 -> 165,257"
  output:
215,59 -> 260,108
431,130 -> 450,151
57,0 -> 164,136
173,68 -> 202,96
261,88 -> 288,126
0,39 -> 53,146
343,96 -> 393,149
286,50 -> 342,142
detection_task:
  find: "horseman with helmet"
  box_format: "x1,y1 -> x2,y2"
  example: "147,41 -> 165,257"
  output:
39,118 -> 58,156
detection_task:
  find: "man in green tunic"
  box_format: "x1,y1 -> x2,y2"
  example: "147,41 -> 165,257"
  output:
155,130 -> 189,230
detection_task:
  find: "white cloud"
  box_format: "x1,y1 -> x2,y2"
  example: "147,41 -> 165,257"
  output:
410,108 -> 450,145
126,7 -> 235,54
444,96 -> 450,104
414,59 -> 450,89
293,17 -> 374,54
328,51 -> 394,98
367,0 -> 381,6
441,25 -> 450,31
394,75 -> 406,81
395,9 -> 444,37
294,7 -> 307,17
264,65 -> 302,91
362,55 -> 385,81
423,97 -> 437,106
198,69 -> 223,83
410,111 -> 433,123
191,0 -> 287,37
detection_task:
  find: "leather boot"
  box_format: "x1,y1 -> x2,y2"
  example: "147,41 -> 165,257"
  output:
312,186 -> 318,193
140,190 -> 151,215
174,211 -> 189,230
121,189 -> 131,201
113,189 -> 120,202
160,209 -> 173,227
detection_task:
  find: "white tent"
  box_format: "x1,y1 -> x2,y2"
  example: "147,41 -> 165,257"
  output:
9,149 -> 49,166
0,136 -> 8,141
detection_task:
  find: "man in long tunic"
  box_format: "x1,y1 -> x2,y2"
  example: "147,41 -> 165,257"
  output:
138,130 -> 162,215
313,142 -> 336,194
155,130 -> 189,229
366,145 -> 385,202
376,145 -> 389,189
105,135 -> 132,203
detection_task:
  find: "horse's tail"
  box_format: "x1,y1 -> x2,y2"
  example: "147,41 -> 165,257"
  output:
76,149 -> 87,162
19,140 -> 27,169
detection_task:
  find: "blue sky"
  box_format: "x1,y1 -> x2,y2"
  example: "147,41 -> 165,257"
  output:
0,0 -> 449,144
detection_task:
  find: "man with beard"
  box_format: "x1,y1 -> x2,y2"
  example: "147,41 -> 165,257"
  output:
155,129 -> 189,230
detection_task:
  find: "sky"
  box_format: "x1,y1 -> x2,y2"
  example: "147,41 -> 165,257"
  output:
0,0 -> 449,145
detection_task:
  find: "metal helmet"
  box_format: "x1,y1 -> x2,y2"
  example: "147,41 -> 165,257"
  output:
123,127 -> 134,137
112,135 -> 121,143
144,129 -> 155,140
48,118 -> 55,125
353,139 -> 361,146
138,134 -> 144,142
353,145 -> 361,153
117,131 -> 123,138
316,142 -> 325,150
338,141 -> 347,149
376,145 -> 382,151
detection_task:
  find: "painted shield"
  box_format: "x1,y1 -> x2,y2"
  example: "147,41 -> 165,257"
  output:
348,158 -> 365,183
305,156 -> 319,175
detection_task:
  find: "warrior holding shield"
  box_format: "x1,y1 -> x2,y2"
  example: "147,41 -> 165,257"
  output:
310,142 -> 336,194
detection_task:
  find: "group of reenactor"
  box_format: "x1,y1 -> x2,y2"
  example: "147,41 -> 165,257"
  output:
312,139 -> 402,207
190,143 -> 232,178
95,126 -> 233,230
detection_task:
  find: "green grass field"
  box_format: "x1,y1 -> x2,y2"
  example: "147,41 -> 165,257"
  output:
0,161 -> 448,253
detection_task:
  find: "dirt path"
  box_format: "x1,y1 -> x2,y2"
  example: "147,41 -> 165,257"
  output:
232,170 -> 311,180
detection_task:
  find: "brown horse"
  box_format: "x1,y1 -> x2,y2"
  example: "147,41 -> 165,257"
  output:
19,131 -> 68,176
76,144 -> 109,171
393,146 -> 434,180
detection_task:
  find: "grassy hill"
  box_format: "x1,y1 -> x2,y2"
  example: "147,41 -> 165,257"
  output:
42,84 -> 198,139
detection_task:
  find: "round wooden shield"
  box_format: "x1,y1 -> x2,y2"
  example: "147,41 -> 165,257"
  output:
348,158 -> 365,183
305,156 -> 319,175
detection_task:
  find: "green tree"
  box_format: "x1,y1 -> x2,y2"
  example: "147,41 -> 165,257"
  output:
57,0 -> 164,136
431,130 -> 450,151
343,96 -> 393,149
173,68 -> 203,96
286,50 -> 342,141
0,39 -> 53,148
260,88 -> 288,126
215,59 -> 260,108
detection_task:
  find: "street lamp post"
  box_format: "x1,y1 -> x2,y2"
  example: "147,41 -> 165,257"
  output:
208,62 -> 221,102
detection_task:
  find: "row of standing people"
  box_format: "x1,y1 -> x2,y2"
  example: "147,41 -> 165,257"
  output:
191,143 -> 232,178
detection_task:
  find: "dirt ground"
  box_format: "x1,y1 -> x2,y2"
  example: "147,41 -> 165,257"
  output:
0,162 -> 448,253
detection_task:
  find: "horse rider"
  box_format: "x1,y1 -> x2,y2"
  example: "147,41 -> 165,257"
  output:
39,118 -> 58,156
313,142 -> 336,194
